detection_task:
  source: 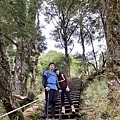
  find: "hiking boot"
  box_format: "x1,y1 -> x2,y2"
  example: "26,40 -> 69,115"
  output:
61,106 -> 65,114
71,105 -> 75,113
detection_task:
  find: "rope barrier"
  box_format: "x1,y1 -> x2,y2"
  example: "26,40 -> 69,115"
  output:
0,97 -> 43,118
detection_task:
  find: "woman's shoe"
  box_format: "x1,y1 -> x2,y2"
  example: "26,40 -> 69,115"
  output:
71,105 -> 75,113
61,106 -> 65,114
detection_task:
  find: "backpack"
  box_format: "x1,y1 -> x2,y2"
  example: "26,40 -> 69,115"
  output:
42,70 -> 50,86
61,74 -> 65,81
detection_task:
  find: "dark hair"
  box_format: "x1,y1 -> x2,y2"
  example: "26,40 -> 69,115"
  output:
49,62 -> 56,67
54,69 -> 62,74
54,69 -> 61,76
54,68 -> 59,72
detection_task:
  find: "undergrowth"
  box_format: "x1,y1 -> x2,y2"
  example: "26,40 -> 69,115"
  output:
79,74 -> 110,120
79,73 -> 120,120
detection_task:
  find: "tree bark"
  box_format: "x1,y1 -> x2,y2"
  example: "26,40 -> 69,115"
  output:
80,27 -> 86,75
89,30 -> 98,71
0,35 -> 25,120
85,27 -> 98,71
30,39 -> 39,91
104,0 -> 120,118
30,11 -> 40,92
105,0 -> 120,66
64,40 -> 71,80
14,39 -> 31,96
60,10 -> 71,80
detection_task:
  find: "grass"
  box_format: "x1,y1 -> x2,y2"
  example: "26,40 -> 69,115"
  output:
79,74 -> 109,120
0,102 -> 10,120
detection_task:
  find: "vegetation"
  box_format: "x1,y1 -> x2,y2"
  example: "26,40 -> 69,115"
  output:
0,0 -> 120,120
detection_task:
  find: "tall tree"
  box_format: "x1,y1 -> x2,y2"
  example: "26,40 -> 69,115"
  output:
30,10 -> 47,92
73,0 -> 106,74
104,0 -> 120,118
104,0 -> 120,66
41,0 -> 82,79
87,0 -> 120,118
0,0 -> 46,119
0,35 -> 20,120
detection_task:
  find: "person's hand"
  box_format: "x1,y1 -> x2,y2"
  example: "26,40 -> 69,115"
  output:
59,90 -> 62,93
66,86 -> 70,92
45,87 -> 50,91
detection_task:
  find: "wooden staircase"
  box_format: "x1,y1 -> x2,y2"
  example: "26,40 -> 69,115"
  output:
40,78 -> 81,119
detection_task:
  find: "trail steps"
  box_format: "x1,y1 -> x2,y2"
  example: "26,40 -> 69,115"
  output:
40,78 -> 81,119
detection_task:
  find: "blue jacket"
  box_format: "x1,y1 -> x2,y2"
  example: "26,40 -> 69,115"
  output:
43,70 -> 58,90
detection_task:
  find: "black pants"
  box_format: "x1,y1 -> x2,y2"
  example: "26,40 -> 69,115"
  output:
45,89 -> 57,118
45,100 -> 56,118
61,88 -> 73,106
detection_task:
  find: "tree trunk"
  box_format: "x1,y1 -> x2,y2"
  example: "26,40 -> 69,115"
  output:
30,11 -> 40,92
86,28 -> 98,71
105,0 -> 120,66
89,32 -> 98,71
0,35 -> 25,120
30,39 -> 39,91
64,40 -> 71,80
104,0 -> 120,118
14,39 -> 31,96
80,27 -> 86,75
0,36 -> 11,99
61,16 -> 71,80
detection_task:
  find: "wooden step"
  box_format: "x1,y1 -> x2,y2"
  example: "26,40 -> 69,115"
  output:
57,94 -> 80,98
49,103 -> 79,109
40,112 -> 78,119
56,99 -> 80,103
56,100 -> 79,105
54,104 -> 79,109
48,108 -> 79,114
57,97 -> 80,101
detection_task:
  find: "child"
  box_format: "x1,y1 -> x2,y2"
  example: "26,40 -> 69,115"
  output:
54,69 -> 75,114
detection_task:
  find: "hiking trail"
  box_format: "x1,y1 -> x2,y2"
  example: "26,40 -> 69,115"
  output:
40,78 -> 82,119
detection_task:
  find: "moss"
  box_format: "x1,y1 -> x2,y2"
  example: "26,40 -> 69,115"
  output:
114,115 -> 120,120
80,71 -> 120,119
24,99 -> 45,120
18,110 -> 25,120
78,110 -> 87,116
26,111 -> 41,120
107,101 -> 114,118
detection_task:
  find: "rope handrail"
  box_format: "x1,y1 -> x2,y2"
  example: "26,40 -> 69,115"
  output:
0,97 -> 43,118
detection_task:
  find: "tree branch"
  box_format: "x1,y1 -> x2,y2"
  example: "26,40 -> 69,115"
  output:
66,0 -> 74,19
88,62 -> 97,71
101,52 -> 106,68
67,23 -> 78,42
68,43 -> 74,55
1,32 -> 18,46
